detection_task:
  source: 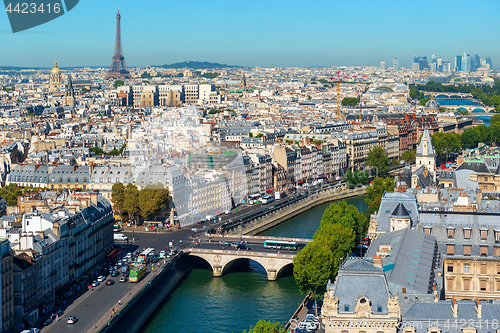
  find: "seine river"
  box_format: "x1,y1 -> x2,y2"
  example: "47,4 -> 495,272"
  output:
435,98 -> 491,126
140,195 -> 366,333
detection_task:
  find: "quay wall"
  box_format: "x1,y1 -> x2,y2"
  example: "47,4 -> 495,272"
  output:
98,254 -> 184,333
238,187 -> 366,236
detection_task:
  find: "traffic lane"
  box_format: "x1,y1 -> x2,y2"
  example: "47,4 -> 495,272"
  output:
123,231 -> 198,253
123,232 -> 286,255
43,277 -> 133,333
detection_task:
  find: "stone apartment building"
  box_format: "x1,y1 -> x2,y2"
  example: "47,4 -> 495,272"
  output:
272,146 -> 296,189
344,130 -> 378,170
417,211 -> 500,300
10,192 -> 113,322
188,171 -> 232,220
13,252 -> 39,327
1,238 -> 14,332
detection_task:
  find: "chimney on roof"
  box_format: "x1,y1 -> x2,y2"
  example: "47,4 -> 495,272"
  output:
475,298 -> 482,318
451,297 -> 458,317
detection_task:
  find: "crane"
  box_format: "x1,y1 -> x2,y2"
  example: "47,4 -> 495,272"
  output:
330,71 -> 341,120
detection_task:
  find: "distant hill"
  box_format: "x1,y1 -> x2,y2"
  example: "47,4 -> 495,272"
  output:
158,61 -> 242,69
0,66 -> 44,70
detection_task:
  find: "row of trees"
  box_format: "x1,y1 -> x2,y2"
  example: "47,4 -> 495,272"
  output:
431,124 -> 496,162
111,183 -> 169,221
293,201 -> 367,315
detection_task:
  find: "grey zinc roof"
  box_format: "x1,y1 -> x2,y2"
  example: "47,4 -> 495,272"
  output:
366,229 -> 437,295
402,301 -> 500,333
454,169 -> 479,190
419,211 -> 500,230
332,258 -> 390,315
455,160 -> 490,173
376,192 -> 419,232
49,165 -> 89,184
413,165 -> 434,189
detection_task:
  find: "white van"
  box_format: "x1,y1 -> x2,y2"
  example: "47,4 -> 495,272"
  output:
114,233 -> 128,242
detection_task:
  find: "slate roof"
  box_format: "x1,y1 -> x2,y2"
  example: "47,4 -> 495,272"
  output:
391,203 -> 411,218
49,165 -> 89,184
331,258 -> 391,315
402,300 -> 500,333
376,192 -> 419,232
413,165 -> 434,189
455,160 -> 490,173
366,229 -> 437,295
454,169 -> 479,190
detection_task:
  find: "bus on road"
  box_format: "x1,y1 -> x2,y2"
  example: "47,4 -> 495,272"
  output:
129,265 -> 146,282
248,193 -> 261,204
260,195 -> 275,205
136,248 -> 155,265
263,240 -> 298,250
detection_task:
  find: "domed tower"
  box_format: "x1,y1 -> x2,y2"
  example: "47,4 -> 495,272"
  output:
49,60 -> 62,92
424,94 -> 440,112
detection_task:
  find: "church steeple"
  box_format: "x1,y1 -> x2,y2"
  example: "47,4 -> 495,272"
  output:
62,74 -> 75,107
415,128 -> 436,182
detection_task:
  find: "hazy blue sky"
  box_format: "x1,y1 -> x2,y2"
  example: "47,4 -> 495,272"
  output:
1,0 -> 499,68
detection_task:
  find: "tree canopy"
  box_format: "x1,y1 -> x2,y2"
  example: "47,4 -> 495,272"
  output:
113,80 -> 124,88
123,183 -> 140,219
112,183 -> 169,221
341,97 -> 359,107
319,200 -> 368,241
293,200 -> 361,311
431,132 -> 461,161
461,128 -> 481,149
364,177 -> 394,217
345,169 -> 368,188
400,150 -> 416,163
0,183 -> 43,206
366,146 -> 390,176
242,320 -> 284,333
111,183 -> 125,215
138,188 -> 170,220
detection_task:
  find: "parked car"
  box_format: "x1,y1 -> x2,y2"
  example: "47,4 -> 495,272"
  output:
111,270 -> 120,277
106,279 -> 115,285
119,276 -> 127,283
97,275 -> 106,282
159,251 -> 165,259
92,280 -> 100,287
67,316 -> 78,324
42,319 -> 52,326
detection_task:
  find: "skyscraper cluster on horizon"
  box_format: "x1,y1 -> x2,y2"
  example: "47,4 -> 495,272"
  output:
411,53 -> 492,73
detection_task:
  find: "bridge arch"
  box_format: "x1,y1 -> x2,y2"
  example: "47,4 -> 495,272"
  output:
435,94 -> 448,99
185,250 -> 294,281
472,108 -> 486,113
276,262 -> 294,279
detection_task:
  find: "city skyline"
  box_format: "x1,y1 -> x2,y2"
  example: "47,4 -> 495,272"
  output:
1,0 -> 499,68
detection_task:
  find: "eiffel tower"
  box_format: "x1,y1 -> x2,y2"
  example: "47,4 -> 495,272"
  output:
105,10 -> 131,80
